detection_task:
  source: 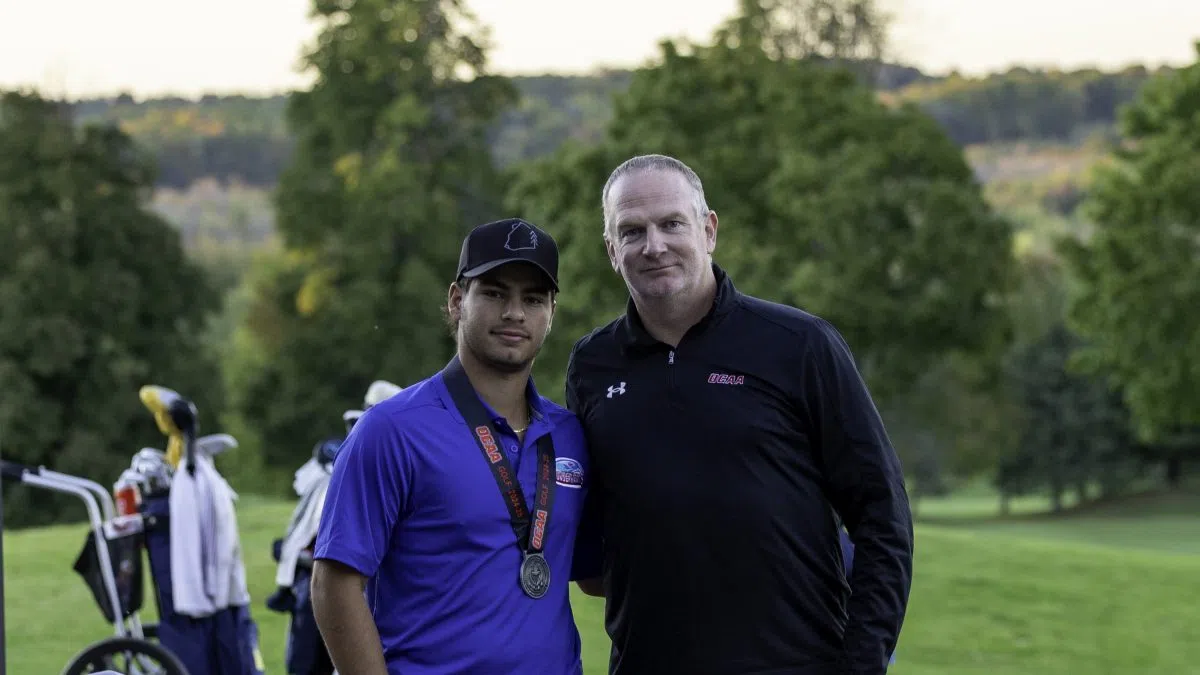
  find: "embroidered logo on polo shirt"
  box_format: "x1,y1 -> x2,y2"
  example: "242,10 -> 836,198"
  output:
707,372 -> 745,385
555,457 -> 585,489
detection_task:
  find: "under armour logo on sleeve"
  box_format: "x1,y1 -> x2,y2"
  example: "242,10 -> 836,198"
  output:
606,382 -> 627,398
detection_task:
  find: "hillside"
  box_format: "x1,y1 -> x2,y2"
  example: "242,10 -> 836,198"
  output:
69,62 -> 1160,187
53,62 -> 1163,253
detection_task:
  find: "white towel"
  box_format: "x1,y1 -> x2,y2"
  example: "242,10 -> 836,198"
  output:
293,457 -> 329,498
169,453 -> 252,617
275,459 -> 331,588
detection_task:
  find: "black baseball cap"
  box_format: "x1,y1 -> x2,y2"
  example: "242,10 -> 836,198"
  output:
456,218 -> 559,291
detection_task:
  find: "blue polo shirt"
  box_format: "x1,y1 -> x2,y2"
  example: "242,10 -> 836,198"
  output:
313,369 -> 592,675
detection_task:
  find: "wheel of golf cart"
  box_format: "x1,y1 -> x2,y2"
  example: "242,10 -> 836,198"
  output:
60,635 -> 189,675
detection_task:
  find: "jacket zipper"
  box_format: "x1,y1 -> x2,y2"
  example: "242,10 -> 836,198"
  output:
667,349 -> 676,405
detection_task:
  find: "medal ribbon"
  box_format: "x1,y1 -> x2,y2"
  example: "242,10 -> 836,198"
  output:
442,356 -> 557,560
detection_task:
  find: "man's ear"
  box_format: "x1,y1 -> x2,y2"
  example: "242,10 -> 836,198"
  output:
447,281 -> 464,322
705,209 -> 719,254
604,235 -> 619,272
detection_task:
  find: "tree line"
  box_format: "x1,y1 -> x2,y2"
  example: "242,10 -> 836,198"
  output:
2,0 -> 1196,527
68,62 -> 1167,190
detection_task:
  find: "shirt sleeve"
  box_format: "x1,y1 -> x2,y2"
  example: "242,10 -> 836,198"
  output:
564,340 -> 584,415
565,344 -> 604,582
313,406 -> 411,578
798,318 -> 914,675
570,486 -> 604,581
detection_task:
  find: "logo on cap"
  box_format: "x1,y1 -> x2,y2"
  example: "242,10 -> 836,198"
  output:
504,221 -> 539,252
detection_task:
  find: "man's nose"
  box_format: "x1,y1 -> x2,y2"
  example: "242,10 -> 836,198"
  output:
502,298 -> 526,320
642,226 -> 667,256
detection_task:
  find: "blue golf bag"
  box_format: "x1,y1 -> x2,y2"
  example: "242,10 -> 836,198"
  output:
265,437 -> 341,675
267,542 -> 332,675
142,492 -> 266,675
264,381 -> 400,674
127,384 -> 267,674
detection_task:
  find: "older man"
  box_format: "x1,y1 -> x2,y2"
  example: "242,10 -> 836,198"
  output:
567,155 -> 913,675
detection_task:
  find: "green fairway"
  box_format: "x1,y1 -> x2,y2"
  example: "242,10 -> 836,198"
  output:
2,493 -> 1197,674
917,486 -> 1200,555
888,527 -> 1200,674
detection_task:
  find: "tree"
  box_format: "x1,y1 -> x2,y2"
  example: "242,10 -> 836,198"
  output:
1059,42 -> 1200,484
507,9 -> 1014,405
0,91 -> 222,526
1000,323 -> 1142,511
725,0 -> 890,63
222,0 -> 517,471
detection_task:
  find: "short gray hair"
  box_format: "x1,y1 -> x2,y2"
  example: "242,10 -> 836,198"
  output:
601,154 -> 710,236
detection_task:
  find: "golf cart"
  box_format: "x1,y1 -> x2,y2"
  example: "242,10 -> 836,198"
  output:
0,388 -> 200,674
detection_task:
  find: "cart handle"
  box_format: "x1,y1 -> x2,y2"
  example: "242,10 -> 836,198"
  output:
0,460 -> 36,482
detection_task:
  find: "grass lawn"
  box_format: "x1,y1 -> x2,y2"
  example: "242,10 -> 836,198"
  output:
2,492 -> 1198,674
917,484 -> 1200,555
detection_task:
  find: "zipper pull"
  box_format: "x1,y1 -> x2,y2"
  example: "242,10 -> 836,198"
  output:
668,350 -> 675,365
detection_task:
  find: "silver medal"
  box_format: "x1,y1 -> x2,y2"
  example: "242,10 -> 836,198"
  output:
519,552 -> 551,599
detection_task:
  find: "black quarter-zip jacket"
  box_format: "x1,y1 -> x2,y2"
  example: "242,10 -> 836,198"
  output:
566,265 -> 914,675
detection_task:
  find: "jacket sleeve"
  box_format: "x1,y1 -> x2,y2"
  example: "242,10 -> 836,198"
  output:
565,341 -> 605,582
798,318 -> 914,675
565,345 -> 582,415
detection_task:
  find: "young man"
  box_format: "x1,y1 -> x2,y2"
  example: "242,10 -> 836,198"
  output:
567,155 -> 914,674
311,218 -> 592,675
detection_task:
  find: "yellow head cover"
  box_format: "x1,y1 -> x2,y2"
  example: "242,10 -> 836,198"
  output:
138,385 -> 187,469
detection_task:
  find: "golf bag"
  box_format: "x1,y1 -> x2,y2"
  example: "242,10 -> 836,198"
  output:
266,437 -> 341,675
132,433 -> 265,675
143,491 -> 265,675
124,384 -> 267,674
265,378 -> 402,674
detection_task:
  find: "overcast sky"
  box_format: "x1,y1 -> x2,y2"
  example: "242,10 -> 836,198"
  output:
1,0 -> 1197,99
